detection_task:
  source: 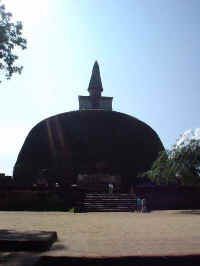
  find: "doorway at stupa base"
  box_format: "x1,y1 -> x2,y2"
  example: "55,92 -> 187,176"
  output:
76,173 -> 121,193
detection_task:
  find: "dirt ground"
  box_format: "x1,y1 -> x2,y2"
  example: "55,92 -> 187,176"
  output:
0,210 -> 200,257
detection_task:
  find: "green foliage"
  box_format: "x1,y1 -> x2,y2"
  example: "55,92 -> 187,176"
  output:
69,208 -> 74,213
0,4 -> 26,81
142,136 -> 200,186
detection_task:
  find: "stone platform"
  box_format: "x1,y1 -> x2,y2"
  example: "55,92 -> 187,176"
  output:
0,230 -> 57,252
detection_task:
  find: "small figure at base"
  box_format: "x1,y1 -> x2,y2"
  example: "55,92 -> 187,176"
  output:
108,183 -> 114,194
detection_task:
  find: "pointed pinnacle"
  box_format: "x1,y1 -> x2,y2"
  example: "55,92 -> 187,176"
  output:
88,61 -> 103,95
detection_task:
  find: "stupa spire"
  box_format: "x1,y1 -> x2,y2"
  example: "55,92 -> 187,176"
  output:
88,61 -> 103,97
78,61 -> 113,111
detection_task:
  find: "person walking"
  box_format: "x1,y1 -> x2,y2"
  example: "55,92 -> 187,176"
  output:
142,198 -> 147,212
137,197 -> 142,212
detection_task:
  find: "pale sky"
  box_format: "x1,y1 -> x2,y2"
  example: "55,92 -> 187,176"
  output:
1,0 -> 200,175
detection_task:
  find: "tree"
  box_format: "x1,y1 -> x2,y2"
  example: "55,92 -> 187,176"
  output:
142,130 -> 200,186
0,3 -> 26,82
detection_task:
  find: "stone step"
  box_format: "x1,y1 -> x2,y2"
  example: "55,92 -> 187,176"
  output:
83,208 -> 135,212
85,197 -> 136,200
85,206 -> 134,209
85,196 -> 136,199
85,196 -> 136,198
84,209 -> 134,212
83,205 -> 136,210
84,202 -> 136,204
84,204 -> 136,207
85,195 -> 136,197
83,202 -> 136,206
85,198 -> 136,200
85,197 -> 136,201
82,193 -> 137,212
85,193 -> 135,195
84,199 -> 136,202
84,208 -> 136,210
84,201 -> 136,205
85,201 -> 136,205
84,206 -> 134,209
84,204 -> 136,206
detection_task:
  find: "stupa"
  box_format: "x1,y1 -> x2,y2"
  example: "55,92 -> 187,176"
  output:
13,61 -> 164,191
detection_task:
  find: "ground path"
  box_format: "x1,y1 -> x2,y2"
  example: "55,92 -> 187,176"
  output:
0,210 -> 200,257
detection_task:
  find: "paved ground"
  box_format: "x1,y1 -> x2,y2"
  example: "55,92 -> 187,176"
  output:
0,210 -> 200,257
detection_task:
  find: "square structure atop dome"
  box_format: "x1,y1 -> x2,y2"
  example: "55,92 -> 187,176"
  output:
78,96 -> 113,111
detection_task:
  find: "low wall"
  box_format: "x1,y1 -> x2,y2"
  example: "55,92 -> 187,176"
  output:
135,186 -> 200,210
0,186 -> 199,211
0,189 -> 72,211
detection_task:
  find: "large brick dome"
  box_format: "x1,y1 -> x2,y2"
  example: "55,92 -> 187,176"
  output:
13,110 -> 164,188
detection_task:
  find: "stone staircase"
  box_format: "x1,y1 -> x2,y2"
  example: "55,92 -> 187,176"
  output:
82,193 -> 137,212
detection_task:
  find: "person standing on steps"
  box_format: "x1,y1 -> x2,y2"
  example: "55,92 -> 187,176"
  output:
108,183 -> 114,194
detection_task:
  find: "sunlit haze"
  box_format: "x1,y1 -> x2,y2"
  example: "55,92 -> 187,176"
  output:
1,0 -> 200,175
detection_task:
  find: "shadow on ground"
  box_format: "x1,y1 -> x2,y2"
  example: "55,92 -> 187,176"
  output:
36,255 -> 200,266
174,210 -> 200,215
50,242 -> 66,252
0,252 -> 16,264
